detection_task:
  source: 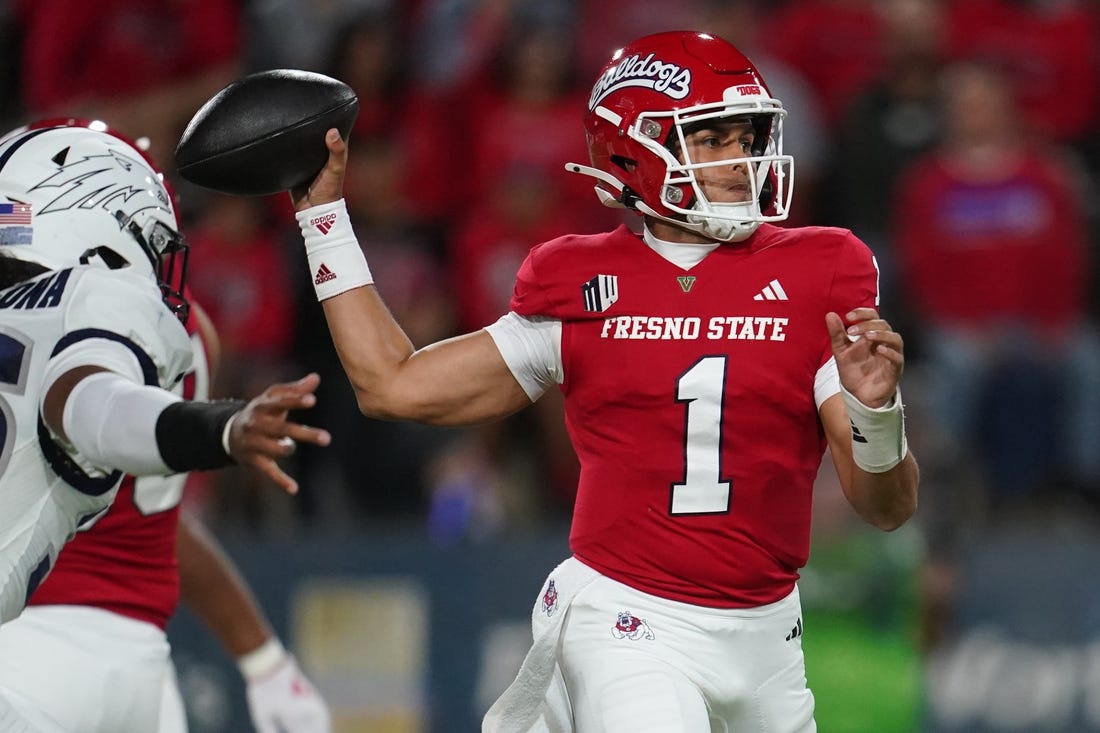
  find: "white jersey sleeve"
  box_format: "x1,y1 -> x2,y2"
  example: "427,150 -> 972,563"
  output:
814,357 -> 841,408
484,312 -> 563,402
52,268 -> 193,389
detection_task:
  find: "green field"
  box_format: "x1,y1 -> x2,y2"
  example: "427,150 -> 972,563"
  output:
801,524 -> 924,733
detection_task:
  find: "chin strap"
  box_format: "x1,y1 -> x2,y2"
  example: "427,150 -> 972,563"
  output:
564,161 -> 751,242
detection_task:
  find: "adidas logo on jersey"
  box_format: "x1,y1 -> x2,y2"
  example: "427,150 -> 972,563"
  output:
314,263 -> 337,285
753,279 -> 788,301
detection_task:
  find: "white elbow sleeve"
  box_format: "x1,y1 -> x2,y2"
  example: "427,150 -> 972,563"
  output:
62,371 -> 179,475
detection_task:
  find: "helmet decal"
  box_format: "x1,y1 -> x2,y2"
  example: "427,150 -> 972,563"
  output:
31,147 -> 172,229
0,202 -> 32,245
588,52 -> 693,109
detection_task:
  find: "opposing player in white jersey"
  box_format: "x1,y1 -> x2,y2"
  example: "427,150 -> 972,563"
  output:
0,119 -> 330,732
0,294 -> 331,733
288,30 -> 918,733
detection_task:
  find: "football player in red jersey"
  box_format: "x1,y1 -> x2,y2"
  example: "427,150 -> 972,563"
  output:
290,31 -> 919,733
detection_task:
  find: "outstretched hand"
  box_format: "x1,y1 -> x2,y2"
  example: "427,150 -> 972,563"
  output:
826,308 -> 904,409
290,128 -> 348,212
226,373 -> 331,494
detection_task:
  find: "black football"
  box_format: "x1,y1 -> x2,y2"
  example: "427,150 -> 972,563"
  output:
174,69 -> 359,196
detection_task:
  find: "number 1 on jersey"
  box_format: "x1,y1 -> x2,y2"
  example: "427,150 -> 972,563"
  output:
671,356 -> 731,515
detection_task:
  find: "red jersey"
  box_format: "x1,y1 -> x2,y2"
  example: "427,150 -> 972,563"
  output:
511,224 -> 878,607
29,319 -> 209,629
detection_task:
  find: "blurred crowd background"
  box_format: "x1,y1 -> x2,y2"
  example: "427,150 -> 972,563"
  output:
2,0 -> 1100,731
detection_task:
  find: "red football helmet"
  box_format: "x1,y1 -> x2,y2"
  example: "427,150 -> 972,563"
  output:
567,31 -> 794,242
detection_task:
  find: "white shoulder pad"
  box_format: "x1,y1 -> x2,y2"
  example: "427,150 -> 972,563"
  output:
59,268 -> 193,388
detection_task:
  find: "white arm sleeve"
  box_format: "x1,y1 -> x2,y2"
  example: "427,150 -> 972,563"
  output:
814,356 -> 841,408
61,371 -> 180,475
484,312 -> 563,402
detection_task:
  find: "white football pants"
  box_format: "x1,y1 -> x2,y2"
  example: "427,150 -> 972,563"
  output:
0,605 -> 181,733
486,556 -> 816,733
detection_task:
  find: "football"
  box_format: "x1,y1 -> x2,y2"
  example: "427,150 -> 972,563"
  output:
174,69 -> 359,197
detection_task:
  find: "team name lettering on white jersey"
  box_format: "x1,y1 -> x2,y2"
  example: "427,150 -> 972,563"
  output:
0,269 -> 70,311
599,315 -> 788,341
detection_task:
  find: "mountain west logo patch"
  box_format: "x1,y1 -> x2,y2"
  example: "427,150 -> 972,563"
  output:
582,274 -> 618,313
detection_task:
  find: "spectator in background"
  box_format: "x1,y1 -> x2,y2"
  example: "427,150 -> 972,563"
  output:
831,0 -> 946,306
574,0 -> 705,82
893,60 -> 1100,513
0,3 -> 25,131
184,195 -> 303,527
450,7 -> 616,223
443,7 -> 623,511
184,195 -> 297,399
243,0 -> 421,74
15,0 -> 241,169
944,0 -> 1100,149
326,7 -> 454,226
762,0 -> 884,130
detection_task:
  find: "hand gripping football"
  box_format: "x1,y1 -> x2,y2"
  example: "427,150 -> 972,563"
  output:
174,69 -> 359,196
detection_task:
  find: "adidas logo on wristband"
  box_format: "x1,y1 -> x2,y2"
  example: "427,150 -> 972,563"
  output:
299,200 -> 373,300
310,212 -> 338,235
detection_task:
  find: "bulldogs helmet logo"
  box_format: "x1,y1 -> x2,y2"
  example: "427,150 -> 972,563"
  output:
611,611 -> 654,641
588,52 -> 692,110
542,579 -> 559,617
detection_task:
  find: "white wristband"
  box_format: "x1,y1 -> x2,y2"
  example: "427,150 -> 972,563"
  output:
295,199 -> 373,300
237,637 -> 288,680
840,385 -> 908,473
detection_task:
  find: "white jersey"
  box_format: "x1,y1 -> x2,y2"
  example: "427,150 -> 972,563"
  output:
0,265 -> 191,624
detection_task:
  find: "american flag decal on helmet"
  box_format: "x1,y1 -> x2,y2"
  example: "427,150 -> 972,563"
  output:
582,274 -> 618,313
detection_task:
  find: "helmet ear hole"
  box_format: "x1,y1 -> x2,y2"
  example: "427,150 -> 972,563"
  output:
610,155 -> 637,173
78,246 -> 130,270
